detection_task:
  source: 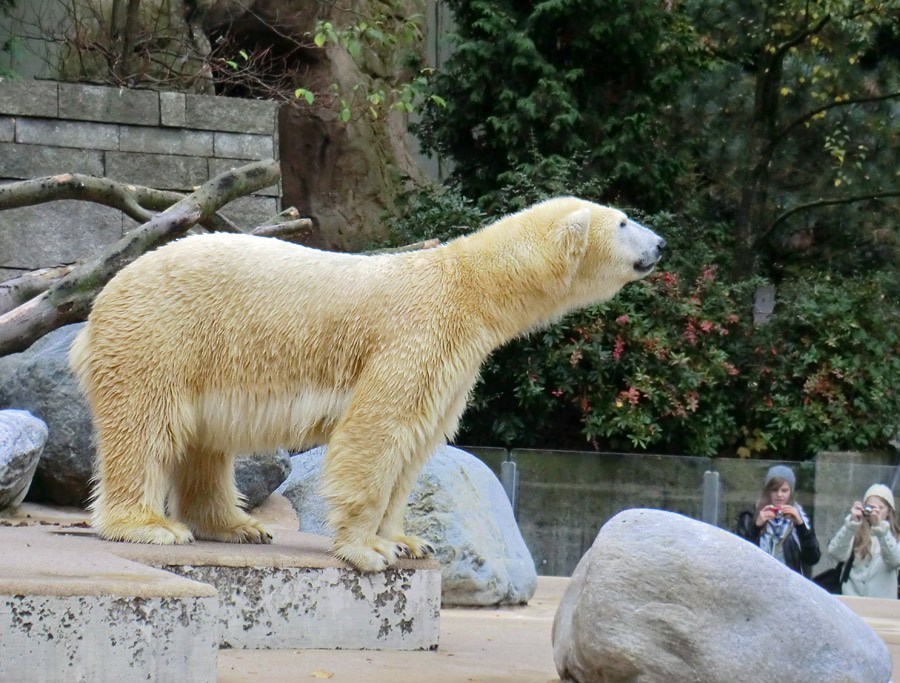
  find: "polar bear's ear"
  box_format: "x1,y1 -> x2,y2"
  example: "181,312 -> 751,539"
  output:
552,208 -> 591,260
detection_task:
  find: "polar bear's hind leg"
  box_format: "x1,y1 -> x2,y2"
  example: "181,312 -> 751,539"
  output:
170,446 -> 272,544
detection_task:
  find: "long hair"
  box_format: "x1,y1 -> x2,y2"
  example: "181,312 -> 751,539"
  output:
755,476 -> 794,515
853,495 -> 900,561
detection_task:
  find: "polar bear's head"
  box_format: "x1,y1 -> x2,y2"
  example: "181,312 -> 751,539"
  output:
524,197 -> 666,310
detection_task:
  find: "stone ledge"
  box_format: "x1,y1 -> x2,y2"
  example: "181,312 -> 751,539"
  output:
0,527 -> 219,683
0,523 -> 441,653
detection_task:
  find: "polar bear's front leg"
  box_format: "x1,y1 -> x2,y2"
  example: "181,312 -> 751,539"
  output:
321,409 -> 415,571
378,461 -> 435,560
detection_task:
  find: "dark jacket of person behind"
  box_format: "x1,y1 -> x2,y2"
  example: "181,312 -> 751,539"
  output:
735,464 -> 821,575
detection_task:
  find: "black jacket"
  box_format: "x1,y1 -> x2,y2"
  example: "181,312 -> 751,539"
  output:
736,509 -> 822,575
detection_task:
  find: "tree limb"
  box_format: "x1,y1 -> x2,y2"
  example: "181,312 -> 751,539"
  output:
0,159 -> 281,356
759,189 -> 900,244
0,173 -> 244,232
0,266 -> 76,318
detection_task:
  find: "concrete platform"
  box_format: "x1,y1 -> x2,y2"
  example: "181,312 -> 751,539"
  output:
0,526 -> 219,683
0,501 -> 441,683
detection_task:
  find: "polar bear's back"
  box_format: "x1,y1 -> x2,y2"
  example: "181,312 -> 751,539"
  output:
71,233 -> 444,400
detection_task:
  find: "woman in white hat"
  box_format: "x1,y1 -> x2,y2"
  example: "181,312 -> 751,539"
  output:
827,484 -> 900,598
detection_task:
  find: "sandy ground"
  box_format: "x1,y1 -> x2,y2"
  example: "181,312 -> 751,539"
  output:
217,576 -> 568,683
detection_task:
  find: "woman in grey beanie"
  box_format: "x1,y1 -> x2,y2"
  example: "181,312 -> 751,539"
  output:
735,465 -> 821,575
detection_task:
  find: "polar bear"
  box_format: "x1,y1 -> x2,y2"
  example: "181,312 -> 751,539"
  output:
69,196 -> 665,572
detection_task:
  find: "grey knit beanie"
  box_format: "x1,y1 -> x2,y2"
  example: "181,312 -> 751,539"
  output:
765,464 -> 796,490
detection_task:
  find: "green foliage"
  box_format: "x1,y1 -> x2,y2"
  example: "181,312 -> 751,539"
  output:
415,0 -> 701,212
0,0 -> 19,79
388,183 -> 900,459
681,0 -> 900,273
744,272 -> 900,456
460,262 -> 753,456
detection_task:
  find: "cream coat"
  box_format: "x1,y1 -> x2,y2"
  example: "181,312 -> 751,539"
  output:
828,516 -> 900,598
70,196 -> 665,571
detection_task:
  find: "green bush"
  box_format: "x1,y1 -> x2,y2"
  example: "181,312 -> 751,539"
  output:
742,273 -> 900,457
388,183 -> 900,459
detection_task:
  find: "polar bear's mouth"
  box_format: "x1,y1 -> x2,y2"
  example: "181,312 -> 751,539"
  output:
633,257 -> 659,274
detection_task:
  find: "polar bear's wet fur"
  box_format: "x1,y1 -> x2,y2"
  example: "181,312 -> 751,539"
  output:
69,197 -> 665,572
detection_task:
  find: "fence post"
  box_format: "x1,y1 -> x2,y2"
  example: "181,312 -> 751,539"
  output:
702,470 -> 720,526
500,459 -> 519,517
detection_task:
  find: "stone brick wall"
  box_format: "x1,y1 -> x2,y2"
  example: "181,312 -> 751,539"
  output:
0,81 -> 281,280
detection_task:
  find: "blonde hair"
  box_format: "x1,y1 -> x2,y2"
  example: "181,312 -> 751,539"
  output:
853,495 -> 900,561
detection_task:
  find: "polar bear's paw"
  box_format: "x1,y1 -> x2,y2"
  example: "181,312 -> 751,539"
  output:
191,514 -> 273,544
334,534 -> 408,572
96,516 -> 195,545
390,534 -> 435,559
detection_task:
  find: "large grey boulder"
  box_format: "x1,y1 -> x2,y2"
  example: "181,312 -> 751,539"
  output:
235,449 -> 292,510
0,324 -> 93,505
0,410 -> 48,510
553,508 -> 892,683
277,445 -> 537,606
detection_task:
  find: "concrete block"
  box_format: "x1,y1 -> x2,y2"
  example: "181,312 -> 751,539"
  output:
120,125 -> 214,157
105,530 -> 440,651
0,116 -> 12,142
214,131 -> 274,159
0,528 -> 219,683
59,83 -> 159,126
160,91 -> 186,128
0,81 -> 58,117
216,194 -> 280,229
169,563 -> 440,650
0,143 -> 104,179
16,118 -> 119,150
105,151 -> 208,191
0,198 -> 124,276
184,93 -> 278,134
210,158 -> 280,197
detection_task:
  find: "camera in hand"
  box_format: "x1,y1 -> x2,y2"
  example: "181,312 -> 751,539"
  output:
863,505 -> 874,517
771,506 -> 784,520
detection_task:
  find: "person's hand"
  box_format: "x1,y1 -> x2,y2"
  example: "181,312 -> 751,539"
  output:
756,505 -> 779,526
850,501 -> 865,522
780,505 -> 804,526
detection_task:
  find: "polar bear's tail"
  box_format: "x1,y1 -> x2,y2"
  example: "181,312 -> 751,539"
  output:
68,322 -> 94,396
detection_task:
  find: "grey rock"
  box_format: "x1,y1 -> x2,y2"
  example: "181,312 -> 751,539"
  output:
552,508 -> 892,683
0,410 -> 48,510
235,449 -> 292,510
0,323 -> 94,505
277,445 -> 537,606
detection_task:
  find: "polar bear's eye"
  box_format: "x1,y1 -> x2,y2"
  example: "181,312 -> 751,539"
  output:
619,219 -> 627,228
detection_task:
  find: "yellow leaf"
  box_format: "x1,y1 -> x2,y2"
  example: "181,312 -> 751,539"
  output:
311,671 -> 334,679
834,179 -> 841,186
737,447 -> 751,459
780,87 -> 791,96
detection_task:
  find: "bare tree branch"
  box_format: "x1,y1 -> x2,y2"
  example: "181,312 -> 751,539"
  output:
759,190 -> 900,244
0,173 -> 246,232
772,90 -> 900,152
0,266 -> 76,318
0,159 -> 281,355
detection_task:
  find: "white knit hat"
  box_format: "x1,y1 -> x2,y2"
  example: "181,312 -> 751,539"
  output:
864,483 -> 895,510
